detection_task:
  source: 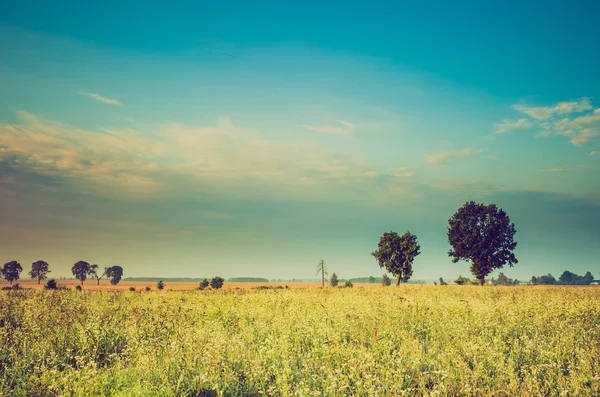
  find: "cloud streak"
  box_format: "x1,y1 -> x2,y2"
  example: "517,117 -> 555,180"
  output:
302,120 -> 356,136
80,92 -> 122,105
425,148 -> 486,165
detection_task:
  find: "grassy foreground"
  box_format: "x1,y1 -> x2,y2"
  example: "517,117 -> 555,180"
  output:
1,286 -> 599,396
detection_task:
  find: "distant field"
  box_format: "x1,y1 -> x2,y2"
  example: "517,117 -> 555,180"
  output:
0,279 -> 383,290
1,286 -> 599,396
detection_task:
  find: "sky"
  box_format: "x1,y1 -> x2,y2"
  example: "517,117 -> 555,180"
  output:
0,0 -> 599,281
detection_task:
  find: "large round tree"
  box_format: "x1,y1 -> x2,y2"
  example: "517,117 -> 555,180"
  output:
447,201 -> 518,285
372,231 -> 420,286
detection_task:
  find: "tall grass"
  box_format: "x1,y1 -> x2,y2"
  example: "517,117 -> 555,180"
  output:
1,286 -> 599,396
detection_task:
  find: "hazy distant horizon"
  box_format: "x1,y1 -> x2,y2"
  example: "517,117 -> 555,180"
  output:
1,1 -> 599,282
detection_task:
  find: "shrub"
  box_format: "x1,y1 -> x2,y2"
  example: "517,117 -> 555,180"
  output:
145,286 -> 151,291
210,276 -> 224,290
157,280 -> 165,290
75,285 -> 82,291
129,287 -> 136,292
199,278 -> 209,290
45,279 -> 58,290
344,280 -> 353,288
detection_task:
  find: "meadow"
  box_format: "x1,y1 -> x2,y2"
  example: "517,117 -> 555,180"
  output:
1,286 -> 599,396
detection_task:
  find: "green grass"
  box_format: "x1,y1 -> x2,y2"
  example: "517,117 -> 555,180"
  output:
1,286 -> 599,396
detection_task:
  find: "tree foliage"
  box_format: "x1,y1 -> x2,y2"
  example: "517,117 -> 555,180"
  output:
330,273 -> 339,287
344,280 -> 353,288
106,266 -> 124,285
157,280 -> 165,290
72,261 -> 92,285
29,260 -> 51,284
448,201 -> 518,285
1,261 -> 23,284
210,276 -> 224,290
372,231 -> 420,285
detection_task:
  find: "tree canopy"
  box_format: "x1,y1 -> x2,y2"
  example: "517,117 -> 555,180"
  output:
330,273 -> 339,287
2,261 -> 23,284
372,231 -> 420,285
106,266 -> 124,285
448,201 -> 518,285
29,260 -> 51,284
72,261 -> 92,285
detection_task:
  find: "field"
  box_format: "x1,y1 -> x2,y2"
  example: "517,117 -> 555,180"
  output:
1,286 -> 599,396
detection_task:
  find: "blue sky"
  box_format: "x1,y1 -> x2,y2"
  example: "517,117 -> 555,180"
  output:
0,1 -> 599,281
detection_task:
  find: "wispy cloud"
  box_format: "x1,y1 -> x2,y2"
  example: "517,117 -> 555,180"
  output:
425,148 -> 486,165
497,97 -> 600,148
302,120 -> 356,136
591,151 -> 599,156
79,92 -> 122,105
493,118 -> 532,134
513,97 -> 592,120
0,112 -> 414,202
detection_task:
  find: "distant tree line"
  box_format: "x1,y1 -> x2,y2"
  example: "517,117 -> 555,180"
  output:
228,277 -> 269,283
531,271 -> 595,285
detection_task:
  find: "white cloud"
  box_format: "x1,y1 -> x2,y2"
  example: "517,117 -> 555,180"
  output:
302,120 -> 356,136
513,97 -> 592,120
425,148 -> 486,165
493,118 -> 532,134
570,129 -> 600,146
499,98 -> 600,148
589,151 -> 598,156
80,92 -> 122,105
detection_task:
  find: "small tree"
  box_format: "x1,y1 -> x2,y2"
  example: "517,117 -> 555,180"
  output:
372,231 -> 421,286
89,264 -> 105,285
583,272 -> 594,285
368,276 -> 376,283
105,266 -> 124,285
448,201 -> 518,285
439,277 -> 448,286
317,259 -> 328,288
344,280 -> 353,288
330,273 -> 339,287
454,275 -> 470,285
72,261 -> 92,285
199,278 -> 210,290
382,274 -> 392,286
1,261 -> 23,284
29,260 -> 51,284
210,276 -> 224,290
157,280 -> 165,290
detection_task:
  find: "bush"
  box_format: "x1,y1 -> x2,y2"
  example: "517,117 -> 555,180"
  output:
129,287 -> 136,292
157,280 -> 165,290
210,276 -> 224,290
45,279 -> 58,290
75,285 -> 82,291
199,278 -> 209,290
344,280 -> 354,288
145,286 -> 151,291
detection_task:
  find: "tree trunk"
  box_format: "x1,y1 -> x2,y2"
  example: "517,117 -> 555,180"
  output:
478,278 -> 485,286
38,279 -> 41,284
9,280 -> 12,285
81,279 -> 84,285
396,275 -> 401,286
322,272 -> 324,288
97,278 -> 100,286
